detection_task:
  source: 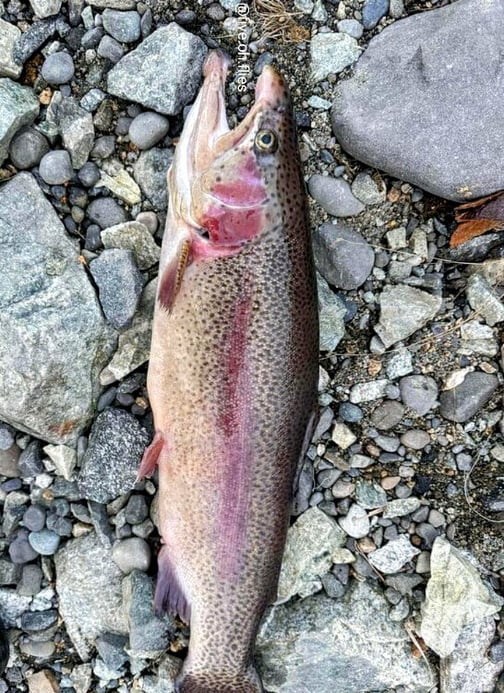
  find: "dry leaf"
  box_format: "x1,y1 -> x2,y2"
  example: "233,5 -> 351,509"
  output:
450,190 -> 504,247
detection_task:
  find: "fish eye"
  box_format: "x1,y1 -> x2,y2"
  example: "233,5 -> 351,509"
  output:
254,129 -> 278,153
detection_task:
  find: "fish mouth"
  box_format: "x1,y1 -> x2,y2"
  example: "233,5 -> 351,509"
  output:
169,50 -> 289,226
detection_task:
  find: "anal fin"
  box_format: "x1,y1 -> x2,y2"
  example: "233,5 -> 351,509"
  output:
137,431 -> 165,481
155,545 -> 191,624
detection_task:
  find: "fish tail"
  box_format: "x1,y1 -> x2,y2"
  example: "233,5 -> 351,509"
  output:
175,666 -> 264,693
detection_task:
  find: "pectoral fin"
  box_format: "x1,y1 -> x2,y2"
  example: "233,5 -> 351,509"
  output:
158,238 -> 192,312
137,431 -> 165,481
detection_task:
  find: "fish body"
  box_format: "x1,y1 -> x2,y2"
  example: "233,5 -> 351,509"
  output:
140,50 -> 318,692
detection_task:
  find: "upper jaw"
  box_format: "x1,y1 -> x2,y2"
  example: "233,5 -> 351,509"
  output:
169,51 -> 289,225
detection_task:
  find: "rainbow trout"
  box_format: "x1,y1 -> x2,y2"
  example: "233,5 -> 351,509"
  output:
139,50 -> 318,692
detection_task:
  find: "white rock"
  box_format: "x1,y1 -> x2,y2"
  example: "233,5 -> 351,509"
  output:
331,422 -> 356,450
29,0 -> 62,18
420,536 -> 503,657
311,32 -> 362,81
368,534 -> 420,574
43,444 -> 77,480
338,503 -> 370,539
0,19 -> 21,79
349,379 -> 389,403
277,507 -> 347,603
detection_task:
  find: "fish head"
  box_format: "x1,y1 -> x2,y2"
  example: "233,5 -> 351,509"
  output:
169,50 -> 299,253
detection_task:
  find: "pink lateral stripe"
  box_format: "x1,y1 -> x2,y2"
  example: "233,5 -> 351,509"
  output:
216,282 -> 254,577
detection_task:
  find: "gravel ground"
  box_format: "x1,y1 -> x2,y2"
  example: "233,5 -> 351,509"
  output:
0,0 -> 503,692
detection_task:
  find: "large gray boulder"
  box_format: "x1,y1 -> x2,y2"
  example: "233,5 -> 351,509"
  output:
0,173 -> 116,445
107,24 -> 207,115
55,532 -> 128,661
257,580 -> 432,692
332,0 -> 504,201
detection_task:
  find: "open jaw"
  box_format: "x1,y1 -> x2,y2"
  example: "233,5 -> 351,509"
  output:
169,49 -> 289,229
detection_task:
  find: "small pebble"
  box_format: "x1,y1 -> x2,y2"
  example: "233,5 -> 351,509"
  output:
28,529 -> 61,556
87,197 -> 127,228
78,161 -> 101,187
39,151 -> 73,185
97,35 -> 124,63
22,505 -> 46,532
102,9 -> 141,43
41,51 -> 75,84
9,128 -> 49,169
112,537 -> 151,573
129,112 -> 170,149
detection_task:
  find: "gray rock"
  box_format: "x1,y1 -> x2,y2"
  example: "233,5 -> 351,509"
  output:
370,400 -> 404,430
332,0 -> 504,201
133,147 -> 172,210
389,0 -> 404,18
112,537 -> 151,574
12,16 -> 68,66
29,0 -> 62,18
337,19 -> 363,39
87,0 -> 136,8
102,9 -> 141,43
308,174 -> 364,217
441,617 -> 504,693
439,372 -> 498,423
80,88 -> 106,113
277,507 -> 347,603
17,441 -> 44,478
0,588 -> 31,627
400,375 -> 438,415
257,581 -> 432,692
349,379 -> 388,403
87,197 -> 127,228
135,210 -> 158,234
420,537 -> 503,657
22,505 -> 46,532
338,503 -> 370,539
0,444 -> 20,477
129,112 -> 170,150
459,320 -> 498,356
100,278 -> 157,384
383,497 -> 421,518
0,79 -> 39,165
78,408 -> 150,503
38,149 -> 73,184
57,97 -> 95,168
0,173 -> 115,444
401,429 -> 431,450
95,632 -> 128,672
20,608 -> 58,631
467,273 -> 504,326
9,127 -> 49,169
97,35 -> 125,63
55,531 -> 128,661
0,18 -> 22,79
122,570 -> 174,659
41,51 -> 74,84
312,222 -> 374,290
141,655 -> 179,693
351,172 -> 386,205
124,494 -> 149,524
28,528 -> 60,555
101,221 -> 160,269
91,135 -> 116,159
8,530 -> 38,564
354,479 -> 387,509
90,249 -> 144,330
78,161 -> 101,187
368,534 -> 420,574
362,0 -> 389,29
310,32 -> 362,82
317,274 -> 346,352
375,285 -> 442,348
107,24 -> 207,115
